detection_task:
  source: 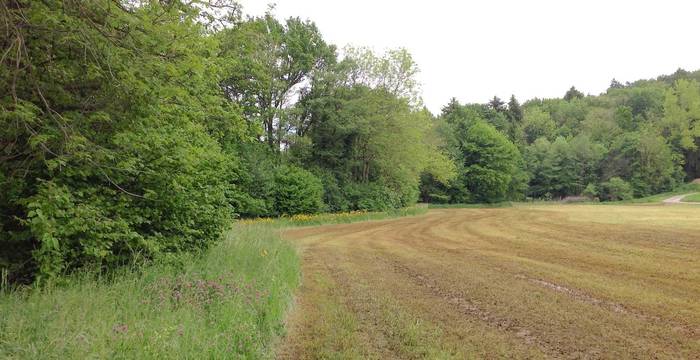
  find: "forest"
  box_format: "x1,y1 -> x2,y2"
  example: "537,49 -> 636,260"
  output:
2,0 -> 700,284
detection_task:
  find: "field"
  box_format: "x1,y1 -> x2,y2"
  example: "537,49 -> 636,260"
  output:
277,204 -> 700,359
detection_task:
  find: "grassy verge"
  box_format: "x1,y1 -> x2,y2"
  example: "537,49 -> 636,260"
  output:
0,205 -> 429,359
0,225 -> 299,359
608,183 -> 700,204
681,193 -> 700,202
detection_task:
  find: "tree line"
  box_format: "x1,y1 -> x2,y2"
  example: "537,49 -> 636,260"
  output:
420,70 -> 700,204
2,1 -> 698,282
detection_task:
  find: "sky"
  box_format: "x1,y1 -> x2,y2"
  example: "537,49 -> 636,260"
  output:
237,0 -> 700,114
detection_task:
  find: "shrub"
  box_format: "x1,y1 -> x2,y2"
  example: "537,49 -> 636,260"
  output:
0,2 -> 239,282
26,123 -> 233,282
582,183 -> 598,199
344,182 -> 403,211
600,177 -> 634,201
272,165 -> 324,215
313,169 -> 351,213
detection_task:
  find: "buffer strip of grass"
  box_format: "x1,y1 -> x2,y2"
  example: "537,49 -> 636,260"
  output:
0,206 -> 428,359
607,183 -> 700,204
681,193 -> 700,202
0,225 -> 299,359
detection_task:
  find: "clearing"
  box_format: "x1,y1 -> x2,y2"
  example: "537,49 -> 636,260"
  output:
277,204 -> 700,359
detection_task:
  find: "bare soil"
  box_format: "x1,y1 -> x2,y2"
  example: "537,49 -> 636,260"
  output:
276,205 -> 700,359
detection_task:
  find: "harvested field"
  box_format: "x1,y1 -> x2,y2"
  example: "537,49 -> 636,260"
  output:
277,205 -> 700,359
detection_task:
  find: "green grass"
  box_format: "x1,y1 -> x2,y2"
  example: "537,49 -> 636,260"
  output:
426,183 -> 700,208
0,225 -> 299,359
610,183 -> 700,204
681,193 -> 700,202
0,205 -> 429,359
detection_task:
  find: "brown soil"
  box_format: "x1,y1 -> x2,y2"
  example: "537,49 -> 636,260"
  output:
276,206 -> 700,359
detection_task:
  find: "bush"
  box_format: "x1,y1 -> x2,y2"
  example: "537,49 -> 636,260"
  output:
25,123 -> 233,282
313,169 -> 351,213
582,183 -> 598,199
231,143 -> 277,217
0,2 -> 239,282
600,177 -> 633,201
272,165 -> 324,215
344,182 -> 403,211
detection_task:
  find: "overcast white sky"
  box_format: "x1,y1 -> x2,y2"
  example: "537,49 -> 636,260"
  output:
237,0 -> 700,114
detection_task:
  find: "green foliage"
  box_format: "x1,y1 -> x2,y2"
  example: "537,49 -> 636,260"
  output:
218,12 -> 335,149
525,135 -> 604,198
272,165 -> 324,215
564,86 -> 585,101
519,107 -> 556,144
661,79 -> 700,179
422,99 -> 527,204
602,131 -> 682,196
600,177 -> 634,201
0,224 -> 300,358
26,124 -> 233,282
583,183 -> 598,199
338,46 -> 422,106
614,105 -> 636,131
343,182 -> 403,211
455,120 -> 526,203
0,1 -> 242,282
293,62 -> 454,211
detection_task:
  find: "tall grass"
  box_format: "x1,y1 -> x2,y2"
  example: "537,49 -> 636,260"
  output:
0,205 -> 429,359
0,225 -> 299,359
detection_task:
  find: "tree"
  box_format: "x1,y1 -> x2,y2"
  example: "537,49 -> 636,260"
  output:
219,13 -> 335,150
601,131 -> 681,196
581,108 -> 620,145
608,78 -> 624,91
661,79 -> 700,178
452,119 -> 526,202
339,46 -> 423,106
564,86 -> 584,101
507,95 -> 524,123
519,107 -> 556,144
0,0 -> 243,282
295,85 -> 454,210
488,96 -> 506,112
506,95 -> 524,141
442,97 -> 462,117
524,134 -> 604,199
614,105 -> 635,131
